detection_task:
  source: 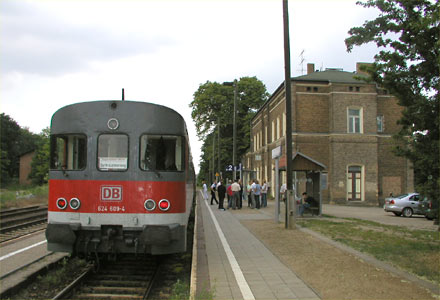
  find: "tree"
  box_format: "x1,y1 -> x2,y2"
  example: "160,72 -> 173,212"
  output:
345,0 -> 439,209
190,76 -> 269,181
0,113 -> 41,185
29,128 -> 50,185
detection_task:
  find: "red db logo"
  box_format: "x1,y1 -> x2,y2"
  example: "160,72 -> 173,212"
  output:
101,186 -> 123,201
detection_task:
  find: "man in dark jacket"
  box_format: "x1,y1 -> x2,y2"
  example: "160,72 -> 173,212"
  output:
217,181 -> 226,211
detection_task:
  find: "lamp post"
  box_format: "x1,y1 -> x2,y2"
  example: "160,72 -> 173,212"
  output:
222,80 -> 238,180
218,117 -> 221,180
233,79 -> 237,180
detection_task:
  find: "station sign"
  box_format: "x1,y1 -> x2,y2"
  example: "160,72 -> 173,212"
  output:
272,146 -> 282,159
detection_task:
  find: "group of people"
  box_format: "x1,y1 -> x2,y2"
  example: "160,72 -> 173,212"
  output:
202,179 -> 269,211
202,179 -> 318,216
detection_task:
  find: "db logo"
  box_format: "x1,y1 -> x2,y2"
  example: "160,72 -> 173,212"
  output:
101,186 -> 123,201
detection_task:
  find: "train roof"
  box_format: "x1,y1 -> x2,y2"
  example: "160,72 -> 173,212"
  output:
51,100 -> 188,136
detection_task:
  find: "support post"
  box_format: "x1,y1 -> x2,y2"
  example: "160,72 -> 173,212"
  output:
275,158 -> 280,223
283,0 -> 295,229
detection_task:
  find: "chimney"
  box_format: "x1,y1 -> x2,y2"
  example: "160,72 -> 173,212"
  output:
307,63 -> 315,74
356,62 -> 372,76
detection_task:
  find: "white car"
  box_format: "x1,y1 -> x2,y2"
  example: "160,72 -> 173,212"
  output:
384,193 -> 422,217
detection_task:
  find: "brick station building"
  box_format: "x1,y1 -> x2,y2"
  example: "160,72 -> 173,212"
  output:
243,63 -> 414,205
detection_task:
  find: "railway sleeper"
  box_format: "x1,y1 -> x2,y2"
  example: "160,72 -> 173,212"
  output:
81,286 -> 147,294
74,293 -> 143,300
95,274 -> 150,281
87,279 -> 148,287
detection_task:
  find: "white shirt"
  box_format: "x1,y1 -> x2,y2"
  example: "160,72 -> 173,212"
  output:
280,183 -> 287,194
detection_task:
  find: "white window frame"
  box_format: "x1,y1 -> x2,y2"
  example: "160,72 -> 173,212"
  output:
347,107 -> 363,133
377,115 -> 384,133
272,120 -> 275,142
276,117 -> 280,140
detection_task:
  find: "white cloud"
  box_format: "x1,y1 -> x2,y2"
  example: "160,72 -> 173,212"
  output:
0,0 -> 381,173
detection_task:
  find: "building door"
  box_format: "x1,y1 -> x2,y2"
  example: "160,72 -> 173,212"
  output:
347,166 -> 362,201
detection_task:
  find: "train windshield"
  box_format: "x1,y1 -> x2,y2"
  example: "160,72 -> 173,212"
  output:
50,134 -> 87,170
140,135 -> 184,171
98,134 -> 128,171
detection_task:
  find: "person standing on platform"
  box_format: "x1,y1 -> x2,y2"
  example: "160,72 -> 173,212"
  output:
217,181 -> 226,210
261,180 -> 268,208
226,180 -> 232,208
230,179 -> 241,210
238,179 -> 243,209
210,181 -> 218,205
280,183 -> 287,203
253,180 -> 261,209
250,179 -> 257,208
202,180 -> 208,201
246,181 -> 253,207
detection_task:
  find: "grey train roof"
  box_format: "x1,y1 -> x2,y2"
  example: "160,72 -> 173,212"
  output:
51,100 -> 187,135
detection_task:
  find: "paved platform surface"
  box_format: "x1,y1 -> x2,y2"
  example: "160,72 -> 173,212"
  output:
194,192 -> 320,300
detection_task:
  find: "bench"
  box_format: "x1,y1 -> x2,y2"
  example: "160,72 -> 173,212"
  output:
303,205 -> 320,216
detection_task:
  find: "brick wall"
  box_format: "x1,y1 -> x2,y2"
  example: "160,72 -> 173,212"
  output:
246,67 -> 413,205
19,151 -> 35,185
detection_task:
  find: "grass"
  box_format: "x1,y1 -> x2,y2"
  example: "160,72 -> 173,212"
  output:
10,257 -> 89,300
297,217 -> 440,284
0,184 -> 48,209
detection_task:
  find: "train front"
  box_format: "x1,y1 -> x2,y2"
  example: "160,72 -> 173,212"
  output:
46,101 -> 194,256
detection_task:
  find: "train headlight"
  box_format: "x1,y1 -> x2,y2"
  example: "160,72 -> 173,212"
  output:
144,199 -> 156,211
158,199 -> 170,211
69,198 -> 81,210
56,198 -> 68,210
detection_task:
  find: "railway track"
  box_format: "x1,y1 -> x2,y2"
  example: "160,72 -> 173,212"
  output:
0,205 -> 48,243
53,255 -> 161,300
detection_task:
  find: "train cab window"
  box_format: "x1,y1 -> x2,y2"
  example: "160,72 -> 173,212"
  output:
50,134 -> 86,170
98,134 -> 128,171
140,135 -> 184,171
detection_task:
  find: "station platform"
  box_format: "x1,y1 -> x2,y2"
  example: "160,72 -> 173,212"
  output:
192,191 -> 320,300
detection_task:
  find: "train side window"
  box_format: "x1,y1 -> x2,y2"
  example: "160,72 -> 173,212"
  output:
140,135 -> 184,171
98,134 -> 128,171
50,134 -> 87,170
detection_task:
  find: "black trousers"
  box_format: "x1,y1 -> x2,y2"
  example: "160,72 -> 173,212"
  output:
218,195 -> 225,209
211,191 -> 218,205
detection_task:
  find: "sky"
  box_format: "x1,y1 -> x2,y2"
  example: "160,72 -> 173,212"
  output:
1,0 -> 380,173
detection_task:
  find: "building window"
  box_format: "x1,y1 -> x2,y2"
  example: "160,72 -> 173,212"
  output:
307,87 -> 311,92
272,120 -> 275,142
356,86 -> 360,92
313,87 -> 318,92
349,86 -> 353,92
347,165 -> 363,201
377,115 -> 384,132
348,108 -> 362,133
276,117 -> 280,140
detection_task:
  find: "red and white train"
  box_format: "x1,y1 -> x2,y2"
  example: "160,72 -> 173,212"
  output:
46,100 -> 195,256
